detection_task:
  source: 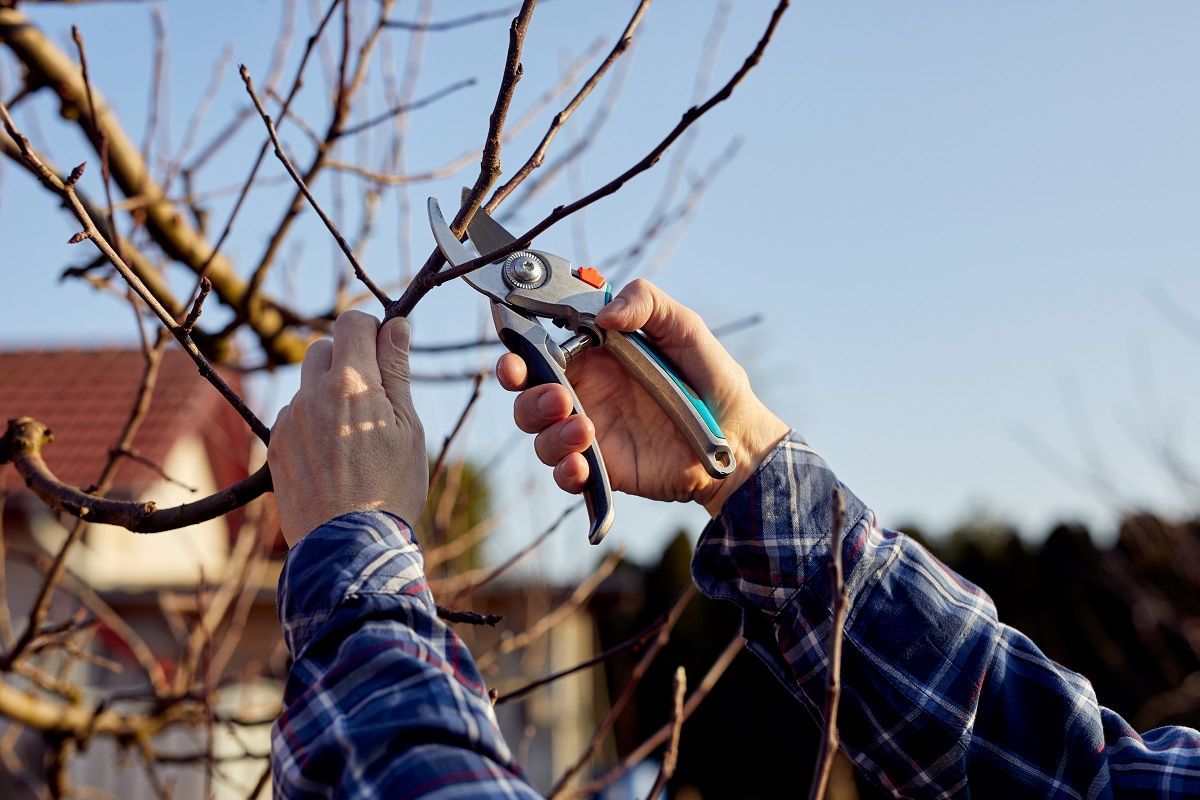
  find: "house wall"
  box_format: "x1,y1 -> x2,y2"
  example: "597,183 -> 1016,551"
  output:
33,435 -> 232,590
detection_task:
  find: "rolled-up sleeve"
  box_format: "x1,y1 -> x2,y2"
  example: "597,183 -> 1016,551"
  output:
693,431 -> 1200,799
271,511 -> 541,800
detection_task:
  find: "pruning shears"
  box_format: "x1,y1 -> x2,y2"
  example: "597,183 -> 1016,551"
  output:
427,197 -> 734,544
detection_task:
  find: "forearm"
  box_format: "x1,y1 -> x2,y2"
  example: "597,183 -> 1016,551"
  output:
693,431 -> 1200,798
271,512 -> 540,800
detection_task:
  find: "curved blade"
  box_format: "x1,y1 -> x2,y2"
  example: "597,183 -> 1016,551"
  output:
427,197 -> 508,301
427,198 -> 478,268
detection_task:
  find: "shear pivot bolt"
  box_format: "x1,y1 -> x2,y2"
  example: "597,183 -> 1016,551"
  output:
503,251 -> 548,289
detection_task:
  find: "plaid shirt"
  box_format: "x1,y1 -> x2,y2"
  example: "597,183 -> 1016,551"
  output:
272,432 -> 1200,798
693,432 -> 1200,799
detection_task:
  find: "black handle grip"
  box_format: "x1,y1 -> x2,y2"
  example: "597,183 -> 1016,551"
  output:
499,321 -> 615,545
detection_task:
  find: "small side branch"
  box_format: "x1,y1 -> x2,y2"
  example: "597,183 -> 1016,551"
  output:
2,418 -> 271,533
572,630 -> 744,799
548,584 -> 697,800
429,372 -> 485,489
241,65 -> 391,308
426,0 -> 791,291
645,666 -> 686,800
806,486 -> 849,800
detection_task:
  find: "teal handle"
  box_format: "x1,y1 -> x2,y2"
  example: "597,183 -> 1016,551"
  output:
627,332 -> 725,439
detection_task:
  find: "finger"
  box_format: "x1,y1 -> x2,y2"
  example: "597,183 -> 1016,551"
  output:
300,338 -> 333,387
377,317 -> 415,419
532,415 -> 595,467
595,278 -> 706,346
496,353 -> 528,392
514,384 -> 573,433
330,310 -> 382,384
553,452 -> 590,493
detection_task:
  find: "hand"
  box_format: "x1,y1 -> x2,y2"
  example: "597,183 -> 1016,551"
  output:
268,311 -> 427,547
497,279 -> 789,517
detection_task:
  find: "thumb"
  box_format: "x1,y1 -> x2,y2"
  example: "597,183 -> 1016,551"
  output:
595,279 -> 712,350
377,317 -> 415,419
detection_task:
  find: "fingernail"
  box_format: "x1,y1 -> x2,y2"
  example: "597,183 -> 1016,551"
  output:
561,417 -> 588,445
602,297 -> 627,316
536,390 -> 561,417
389,318 -> 410,348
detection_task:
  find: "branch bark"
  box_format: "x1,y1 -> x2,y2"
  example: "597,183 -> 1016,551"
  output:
2,418 -> 271,533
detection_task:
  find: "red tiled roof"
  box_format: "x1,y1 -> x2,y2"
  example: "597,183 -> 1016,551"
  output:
1,349 -> 253,505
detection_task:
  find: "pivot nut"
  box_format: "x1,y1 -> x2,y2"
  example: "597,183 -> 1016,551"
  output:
503,251 -> 549,290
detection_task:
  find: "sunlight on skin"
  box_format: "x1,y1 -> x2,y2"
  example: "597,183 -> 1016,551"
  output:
339,419 -> 390,436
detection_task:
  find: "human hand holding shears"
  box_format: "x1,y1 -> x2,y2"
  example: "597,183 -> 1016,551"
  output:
429,198 -> 788,542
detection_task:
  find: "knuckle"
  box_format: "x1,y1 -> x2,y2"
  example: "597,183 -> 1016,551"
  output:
326,365 -> 370,397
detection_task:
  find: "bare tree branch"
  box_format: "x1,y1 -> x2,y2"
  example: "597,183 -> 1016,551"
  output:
1,419 -> 272,533
645,666 -> 686,800
548,583 -> 698,800
571,630 -> 744,798
386,0 -> 539,320
806,486 -> 848,800
242,64 -> 392,307
424,0 -> 791,291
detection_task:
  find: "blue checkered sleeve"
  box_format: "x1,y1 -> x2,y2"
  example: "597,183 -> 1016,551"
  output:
693,431 -> 1200,799
271,511 -> 541,800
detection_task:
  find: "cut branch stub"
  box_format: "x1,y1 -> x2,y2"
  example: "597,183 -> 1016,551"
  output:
2,417 -> 271,533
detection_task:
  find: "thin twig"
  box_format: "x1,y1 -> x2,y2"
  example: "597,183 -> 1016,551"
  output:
487,0 -> 651,208
424,0 -> 791,294
383,2 -> 547,32
496,610 -> 668,705
572,630 -> 744,798
241,65 -> 391,306
70,26 -> 124,270
605,136 -> 742,284
410,337 -> 500,353
475,548 -> 624,671
548,584 -> 698,799
645,666 -> 687,800
450,502 -> 581,603
112,446 -> 199,493
336,77 -> 476,138
807,486 -> 848,800
429,373 -> 485,488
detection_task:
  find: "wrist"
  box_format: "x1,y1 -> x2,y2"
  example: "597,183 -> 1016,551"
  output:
699,404 -> 791,517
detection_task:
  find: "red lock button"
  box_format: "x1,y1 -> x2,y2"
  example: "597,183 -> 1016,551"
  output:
577,267 -> 606,289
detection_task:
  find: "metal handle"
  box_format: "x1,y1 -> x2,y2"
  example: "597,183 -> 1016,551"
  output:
603,330 -> 735,479
494,305 -> 615,545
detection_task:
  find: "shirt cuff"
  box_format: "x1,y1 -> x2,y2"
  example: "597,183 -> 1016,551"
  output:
276,510 -> 428,660
691,430 -> 870,617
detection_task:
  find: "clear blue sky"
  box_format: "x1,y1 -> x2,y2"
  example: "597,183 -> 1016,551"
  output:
2,1 -> 1198,568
